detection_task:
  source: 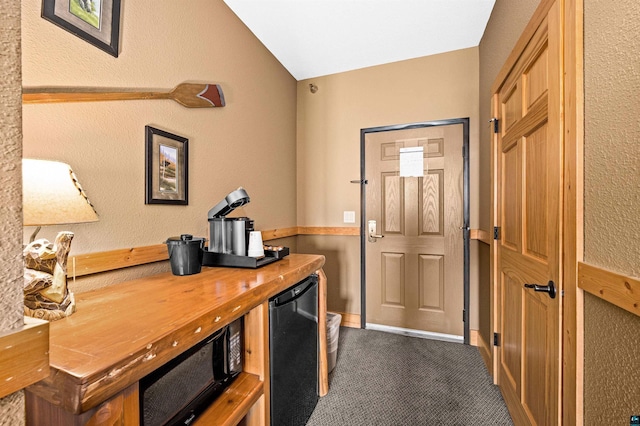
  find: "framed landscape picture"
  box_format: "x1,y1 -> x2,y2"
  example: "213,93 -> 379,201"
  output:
145,126 -> 189,205
42,0 -> 121,57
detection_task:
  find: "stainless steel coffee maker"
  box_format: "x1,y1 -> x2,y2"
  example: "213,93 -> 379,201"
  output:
207,188 -> 254,256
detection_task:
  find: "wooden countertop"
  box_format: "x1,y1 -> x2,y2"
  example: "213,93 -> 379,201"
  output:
27,253 -> 325,415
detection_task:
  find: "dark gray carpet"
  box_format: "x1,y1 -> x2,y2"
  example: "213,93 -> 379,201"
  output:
306,327 -> 513,425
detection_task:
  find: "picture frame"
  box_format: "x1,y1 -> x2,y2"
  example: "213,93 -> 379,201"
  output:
145,126 -> 189,205
42,0 -> 121,57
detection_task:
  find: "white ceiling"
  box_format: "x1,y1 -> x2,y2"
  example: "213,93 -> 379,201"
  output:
223,0 -> 496,81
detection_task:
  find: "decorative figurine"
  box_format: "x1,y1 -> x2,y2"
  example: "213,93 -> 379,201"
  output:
23,231 -> 76,321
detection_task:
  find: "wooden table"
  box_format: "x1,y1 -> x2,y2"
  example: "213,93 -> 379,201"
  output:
25,253 -> 326,426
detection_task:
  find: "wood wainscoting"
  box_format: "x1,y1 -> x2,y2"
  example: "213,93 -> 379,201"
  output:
471,229 -> 492,246
578,262 -> 640,318
69,226 -> 358,278
69,226 -> 489,278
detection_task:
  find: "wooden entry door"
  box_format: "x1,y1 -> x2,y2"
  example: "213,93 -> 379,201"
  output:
364,122 -> 465,338
493,2 -> 562,424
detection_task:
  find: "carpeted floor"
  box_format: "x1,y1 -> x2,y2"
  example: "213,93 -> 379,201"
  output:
306,327 -> 513,425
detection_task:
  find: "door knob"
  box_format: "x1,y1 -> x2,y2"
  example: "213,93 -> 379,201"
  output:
524,280 -> 556,299
367,220 -> 384,243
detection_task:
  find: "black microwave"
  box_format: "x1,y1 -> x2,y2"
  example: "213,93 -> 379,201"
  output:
139,317 -> 243,426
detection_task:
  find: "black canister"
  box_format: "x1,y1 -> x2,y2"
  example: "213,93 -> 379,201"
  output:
165,234 -> 205,275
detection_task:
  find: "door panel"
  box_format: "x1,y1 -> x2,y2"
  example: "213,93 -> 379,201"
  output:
383,174 -> 403,234
381,253 -> 404,307
502,143 -> 521,251
418,254 -> 444,311
525,47 -> 548,108
421,171 -> 443,235
501,271 -> 522,391
365,123 -> 464,336
524,126 -> 549,260
523,293 -> 549,424
494,2 -> 562,425
502,83 -> 523,132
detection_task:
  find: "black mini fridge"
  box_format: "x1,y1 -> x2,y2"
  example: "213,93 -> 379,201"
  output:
269,274 -> 318,426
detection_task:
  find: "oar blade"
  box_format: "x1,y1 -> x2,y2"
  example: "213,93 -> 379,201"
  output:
170,83 -> 225,108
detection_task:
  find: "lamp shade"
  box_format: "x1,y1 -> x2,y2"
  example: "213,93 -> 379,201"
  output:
22,159 -> 99,226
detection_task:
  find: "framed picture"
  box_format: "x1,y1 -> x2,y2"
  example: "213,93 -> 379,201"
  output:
42,0 -> 121,57
145,126 -> 188,205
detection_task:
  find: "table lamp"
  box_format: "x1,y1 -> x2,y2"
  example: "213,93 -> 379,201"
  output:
22,158 -> 99,321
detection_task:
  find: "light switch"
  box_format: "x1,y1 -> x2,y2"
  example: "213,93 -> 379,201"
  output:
343,211 -> 356,223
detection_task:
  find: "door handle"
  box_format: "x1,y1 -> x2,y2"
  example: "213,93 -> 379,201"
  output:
367,220 -> 384,243
524,280 -> 557,299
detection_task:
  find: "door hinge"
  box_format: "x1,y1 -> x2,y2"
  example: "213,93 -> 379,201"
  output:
463,309 -> 466,322
493,226 -> 501,240
489,118 -> 499,134
493,332 -> 500,347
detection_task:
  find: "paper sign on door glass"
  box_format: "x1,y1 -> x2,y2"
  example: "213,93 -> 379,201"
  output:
399,146 -> 424,177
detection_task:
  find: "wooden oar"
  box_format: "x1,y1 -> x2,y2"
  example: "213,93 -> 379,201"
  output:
22,82 -> 225,108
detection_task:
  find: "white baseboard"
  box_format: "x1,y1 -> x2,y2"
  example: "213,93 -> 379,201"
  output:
365,323 -> 464,344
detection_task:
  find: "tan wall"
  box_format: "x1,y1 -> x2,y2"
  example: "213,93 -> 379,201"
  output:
298,235 -> 360,315
0,0 -> 27,423
1,0 -> 24,332
583,0 -> 640,422
296,48 -> 480,327
21,0 -> 297,292
477,0 -> 538,347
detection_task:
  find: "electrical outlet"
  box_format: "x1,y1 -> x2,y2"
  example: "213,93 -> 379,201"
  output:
343,211 -> 356,223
